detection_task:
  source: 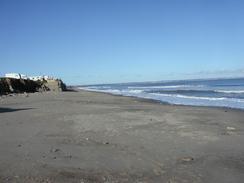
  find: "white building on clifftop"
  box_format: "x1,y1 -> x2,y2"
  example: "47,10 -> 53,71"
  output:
5,73 -> 28,79
5,73 -> 55,81
29,75 -> 55,81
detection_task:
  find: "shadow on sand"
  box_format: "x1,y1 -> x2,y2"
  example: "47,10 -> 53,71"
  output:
0,107 -> 33,113
64,87 -> 79,92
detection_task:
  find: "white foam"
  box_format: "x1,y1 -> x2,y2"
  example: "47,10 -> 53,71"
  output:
123,89 -> 142,94
128,85 -> 204,89
214,90 -> 244,94
150,93 -> 244,102
79,87 -> 244,109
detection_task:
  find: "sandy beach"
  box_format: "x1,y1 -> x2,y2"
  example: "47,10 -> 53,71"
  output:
0,90 -> 244,183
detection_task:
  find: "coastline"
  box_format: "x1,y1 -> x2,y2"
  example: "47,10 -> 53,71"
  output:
77,78 -> 244,110
77,88 -> 244,112
1,90 -> 244,182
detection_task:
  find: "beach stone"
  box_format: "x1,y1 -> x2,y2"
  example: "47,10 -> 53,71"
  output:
226,126 -> 236,131
64,155 -> 72,159
179,157 -> 194,163
24,92 -> 29,97
50,148 -> 60,153
153,168 -> 161,176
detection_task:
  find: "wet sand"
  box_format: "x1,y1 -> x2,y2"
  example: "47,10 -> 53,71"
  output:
0,90 -> 244,183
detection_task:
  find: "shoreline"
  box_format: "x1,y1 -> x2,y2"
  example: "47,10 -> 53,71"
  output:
1,90 -> 244,182
77,88 -> 244,112
1,86 -> 243,112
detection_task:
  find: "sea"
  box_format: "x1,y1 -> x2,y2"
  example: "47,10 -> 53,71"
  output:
80,78 -> 244,110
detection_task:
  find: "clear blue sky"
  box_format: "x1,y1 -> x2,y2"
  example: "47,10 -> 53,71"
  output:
1,0 -> 244,85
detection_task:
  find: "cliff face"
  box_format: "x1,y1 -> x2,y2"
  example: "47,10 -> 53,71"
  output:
0,78 -> 66,95
38,79 -> 67,92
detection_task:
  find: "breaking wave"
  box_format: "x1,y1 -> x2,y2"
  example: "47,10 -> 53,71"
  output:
79,78 -> 244,109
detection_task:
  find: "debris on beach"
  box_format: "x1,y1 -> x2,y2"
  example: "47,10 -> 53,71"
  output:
223,126 -> 237,135
64,155 -> 72,159
179,156 -> 194,163
23,92 -> 29,97
50,148 -> 60,153
226,126 -> 236,131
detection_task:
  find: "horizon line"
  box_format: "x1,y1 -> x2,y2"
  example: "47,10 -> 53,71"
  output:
75,76 -> 244,87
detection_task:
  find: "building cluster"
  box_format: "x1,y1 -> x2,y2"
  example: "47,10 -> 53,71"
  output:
4,73 -> 55,81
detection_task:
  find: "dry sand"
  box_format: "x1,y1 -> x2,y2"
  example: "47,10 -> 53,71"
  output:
0,90 -> 244,183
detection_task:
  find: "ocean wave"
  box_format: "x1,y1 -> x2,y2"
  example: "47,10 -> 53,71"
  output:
214,90 -> 244,94
148,89 -> 213,94
78,87 -> 117,93
79,87 -> 135,95
150,93 -> 232,101
88,86 -> 111,89
79,87 -> 244,109
147,89 -> 244,98
128,85 -> 204,89
124,89 -> 143,94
